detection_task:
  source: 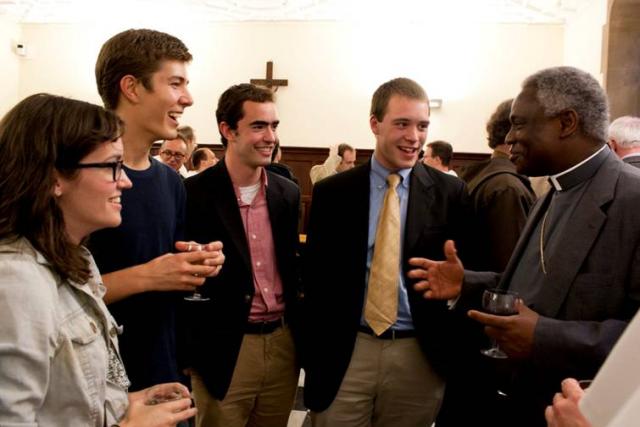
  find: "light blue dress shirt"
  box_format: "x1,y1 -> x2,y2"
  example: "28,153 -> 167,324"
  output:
361,155 -> 414,331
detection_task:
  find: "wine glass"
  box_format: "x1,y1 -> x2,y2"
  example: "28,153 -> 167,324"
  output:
480,288 -> 519,359
184,243 -> 210,302
145,390 -> 183,405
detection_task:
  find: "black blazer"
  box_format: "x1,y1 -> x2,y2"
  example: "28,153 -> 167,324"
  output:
179,160 -> 302,400
302,161 -> 476,411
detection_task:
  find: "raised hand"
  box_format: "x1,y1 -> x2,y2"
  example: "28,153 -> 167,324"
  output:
408,240 -> 464,300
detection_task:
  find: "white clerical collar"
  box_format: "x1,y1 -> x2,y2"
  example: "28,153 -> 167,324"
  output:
548,145 -> 608,192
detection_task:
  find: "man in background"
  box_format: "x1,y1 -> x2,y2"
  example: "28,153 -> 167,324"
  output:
158,135 -> 189,173
462,99 -> 535,271
608,115 -> 640,168
310,142 -> 356,184
190,147 -> 218,174
177,125 -> 197,177
422,140 -> 458,176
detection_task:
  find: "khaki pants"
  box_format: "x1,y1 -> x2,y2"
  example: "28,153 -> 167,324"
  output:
311,332 -> 445,427
191,325 -> 298,427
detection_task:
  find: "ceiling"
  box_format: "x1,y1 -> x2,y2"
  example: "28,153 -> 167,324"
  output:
0,0 -> 597,24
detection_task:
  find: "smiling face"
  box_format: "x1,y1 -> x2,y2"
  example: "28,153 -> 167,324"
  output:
135,60 -> 193,141
506,86 -> 561,176
224,101 -> 279,170
56,138 -> 132,244
371,95 -> 430,170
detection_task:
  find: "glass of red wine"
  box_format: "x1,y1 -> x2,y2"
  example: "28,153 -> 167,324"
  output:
480,288 -> 519,359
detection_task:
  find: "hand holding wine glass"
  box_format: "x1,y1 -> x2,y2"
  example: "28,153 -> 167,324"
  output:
175,241 -> 224,301
479,288 -> 519,359
177,241 -> 224,302
468,289 -> 539,360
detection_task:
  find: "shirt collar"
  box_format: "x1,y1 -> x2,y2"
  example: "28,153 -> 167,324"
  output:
233,167 -> 269,198
370,154 -> 412,189
259,167 -> 269,187
548,145 -> 608,192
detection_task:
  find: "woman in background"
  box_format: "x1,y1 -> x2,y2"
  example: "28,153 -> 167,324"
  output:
0,93 -> 196,426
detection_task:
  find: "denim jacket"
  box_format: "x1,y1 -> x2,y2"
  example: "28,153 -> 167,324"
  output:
0,238 -> 129,426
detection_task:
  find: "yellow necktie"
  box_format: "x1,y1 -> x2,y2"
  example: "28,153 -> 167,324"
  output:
365,173 -> 401,335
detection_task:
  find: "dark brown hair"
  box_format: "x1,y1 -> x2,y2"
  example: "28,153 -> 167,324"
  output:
486,99 -> 513,149
216,84 -> 274,147
0,93 -> 123,283
427,140 -> 454,166
95,29 -> 192,110
192,148 -> 212,169
370,77 -> 428,121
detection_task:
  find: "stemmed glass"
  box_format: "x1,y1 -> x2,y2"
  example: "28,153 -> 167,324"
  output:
184,243 -> 210,302
480,288 -> 519,359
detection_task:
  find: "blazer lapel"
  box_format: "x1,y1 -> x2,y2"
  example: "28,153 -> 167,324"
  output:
404,164 -> 435,255
534,156 -> 619,317
266,177 -> 286,230
348,162 -> 373,288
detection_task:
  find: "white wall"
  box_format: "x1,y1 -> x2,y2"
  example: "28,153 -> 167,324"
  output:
8,21 -> 565,153
0,17 -> 21,117
563,0 -> 608,83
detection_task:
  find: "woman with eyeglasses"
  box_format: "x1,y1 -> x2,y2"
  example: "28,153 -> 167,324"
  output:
0,94 -> 196,426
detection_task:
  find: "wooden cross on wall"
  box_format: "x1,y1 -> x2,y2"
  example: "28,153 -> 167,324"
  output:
250,61 -> 288,91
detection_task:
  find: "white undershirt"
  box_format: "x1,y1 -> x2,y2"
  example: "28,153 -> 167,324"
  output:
238,183 -> 260,205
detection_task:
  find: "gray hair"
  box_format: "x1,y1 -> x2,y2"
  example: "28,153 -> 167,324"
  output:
523,66 -> 609,143
609,116 -> 640,148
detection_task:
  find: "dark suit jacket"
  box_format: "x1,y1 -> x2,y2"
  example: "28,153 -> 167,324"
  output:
462,151 -> 640,423
302,161 -> 475,411
179,160 -> 302,400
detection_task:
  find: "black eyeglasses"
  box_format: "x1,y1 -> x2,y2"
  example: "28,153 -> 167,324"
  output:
70,160 -> 125,182
160,150 -> 185,161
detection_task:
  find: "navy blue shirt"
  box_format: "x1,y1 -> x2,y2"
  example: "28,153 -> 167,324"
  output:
89,158 -> 186,391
